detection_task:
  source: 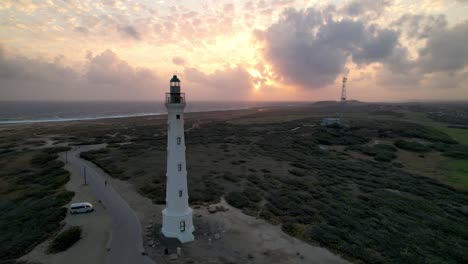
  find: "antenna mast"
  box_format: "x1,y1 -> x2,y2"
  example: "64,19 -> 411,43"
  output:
341,76 -> 347,102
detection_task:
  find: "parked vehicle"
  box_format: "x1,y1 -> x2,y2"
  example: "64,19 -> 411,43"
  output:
70,202 -> 94,214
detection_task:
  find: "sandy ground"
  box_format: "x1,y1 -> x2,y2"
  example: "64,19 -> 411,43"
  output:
20,151 -> 111,264
109,175 -> 349,264
183,199 -> 350,264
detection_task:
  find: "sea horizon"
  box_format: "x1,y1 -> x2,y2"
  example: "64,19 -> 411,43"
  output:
0,100 -> 306,125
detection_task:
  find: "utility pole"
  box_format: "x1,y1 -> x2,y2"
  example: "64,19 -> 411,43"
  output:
84,166 -> 87,185
341,76 -> 347,102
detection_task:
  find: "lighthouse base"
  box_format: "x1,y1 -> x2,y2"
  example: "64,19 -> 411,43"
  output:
161,208 -> 194,243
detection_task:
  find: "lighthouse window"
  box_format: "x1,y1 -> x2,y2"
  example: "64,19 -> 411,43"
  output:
179,190 -> 183,197
177,137 -> 181,145
178,163 -> 182,171
176,114 -> 180,119
180,221 -> 186,232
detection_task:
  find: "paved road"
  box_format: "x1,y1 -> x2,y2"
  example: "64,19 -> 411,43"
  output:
67,145 -> 154,264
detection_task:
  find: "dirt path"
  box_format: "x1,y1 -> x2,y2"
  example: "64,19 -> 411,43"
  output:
20,148 -> 111,264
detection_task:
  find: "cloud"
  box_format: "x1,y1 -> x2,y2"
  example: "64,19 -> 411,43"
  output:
391,14 -> 447,40
172,57 -> 186,65
256,5 -> 468,92
223,3 -> 234,13
375,17 -> 468,90
417,21 -> 468,73
0,46 -> 254,101
85,50 -> 136,85
351,28 -> 399,65
0,48 -> 164,101
184,66 -> 253,100
256,7 -> 401,89
343,0 -> 391,17
119,25 -> 141,39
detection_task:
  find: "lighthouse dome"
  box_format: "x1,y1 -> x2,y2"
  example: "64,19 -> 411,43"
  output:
170,75 -> 180,82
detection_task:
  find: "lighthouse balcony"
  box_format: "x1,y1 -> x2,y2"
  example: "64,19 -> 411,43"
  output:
166,93 -> 186,105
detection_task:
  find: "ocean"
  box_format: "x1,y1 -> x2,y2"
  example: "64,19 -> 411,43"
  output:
0,101 -> 295,124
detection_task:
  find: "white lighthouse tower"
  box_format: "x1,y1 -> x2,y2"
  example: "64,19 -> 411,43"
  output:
161,75 -> 194,243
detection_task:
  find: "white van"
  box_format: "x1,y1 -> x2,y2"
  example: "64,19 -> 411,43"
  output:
70,202 -> 94,214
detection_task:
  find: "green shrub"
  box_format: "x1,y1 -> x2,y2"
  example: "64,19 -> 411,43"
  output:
290,162 -> 309,169
374,151 -> 397,162
282,222 -> 302,236
374,144 -> 397,152
347,144 -> 397,162
289,169 -> 306,177
225,192 -> 250,208
395,140 -> 431,152
31,154 -> 57,166
48,226 -> 82,253
443,151 -> 468,159
243,187 -> 262,203
222,172 -> 240,182
140,184 -> 165,204
43,146 -> 71,154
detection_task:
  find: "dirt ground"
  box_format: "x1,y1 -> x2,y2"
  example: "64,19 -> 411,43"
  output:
20,151 -> 111,264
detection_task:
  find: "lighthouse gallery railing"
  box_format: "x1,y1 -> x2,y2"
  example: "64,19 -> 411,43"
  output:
165,93 -> 185,104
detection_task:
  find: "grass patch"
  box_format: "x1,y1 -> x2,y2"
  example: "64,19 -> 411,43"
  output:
446,159 -> 468,189
402,112 -> 467,145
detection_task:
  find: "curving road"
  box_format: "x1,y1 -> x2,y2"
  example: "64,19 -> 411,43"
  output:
67,145 -> 154,264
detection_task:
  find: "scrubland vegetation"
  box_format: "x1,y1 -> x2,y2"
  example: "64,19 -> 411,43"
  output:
0,144 -> 72,261
2,102 -> 467,264
81,109 -> 468,264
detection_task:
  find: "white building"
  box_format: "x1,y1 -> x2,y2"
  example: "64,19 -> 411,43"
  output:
161,75 -> 194,243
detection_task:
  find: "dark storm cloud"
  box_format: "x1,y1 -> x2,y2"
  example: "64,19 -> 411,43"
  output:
258,7 -> 400,88
119,25 -> 140,40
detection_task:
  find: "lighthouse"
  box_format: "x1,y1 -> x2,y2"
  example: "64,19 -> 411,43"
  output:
161,75 -> 195,243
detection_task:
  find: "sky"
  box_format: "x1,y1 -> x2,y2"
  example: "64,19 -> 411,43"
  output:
1,0 -> 468,102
